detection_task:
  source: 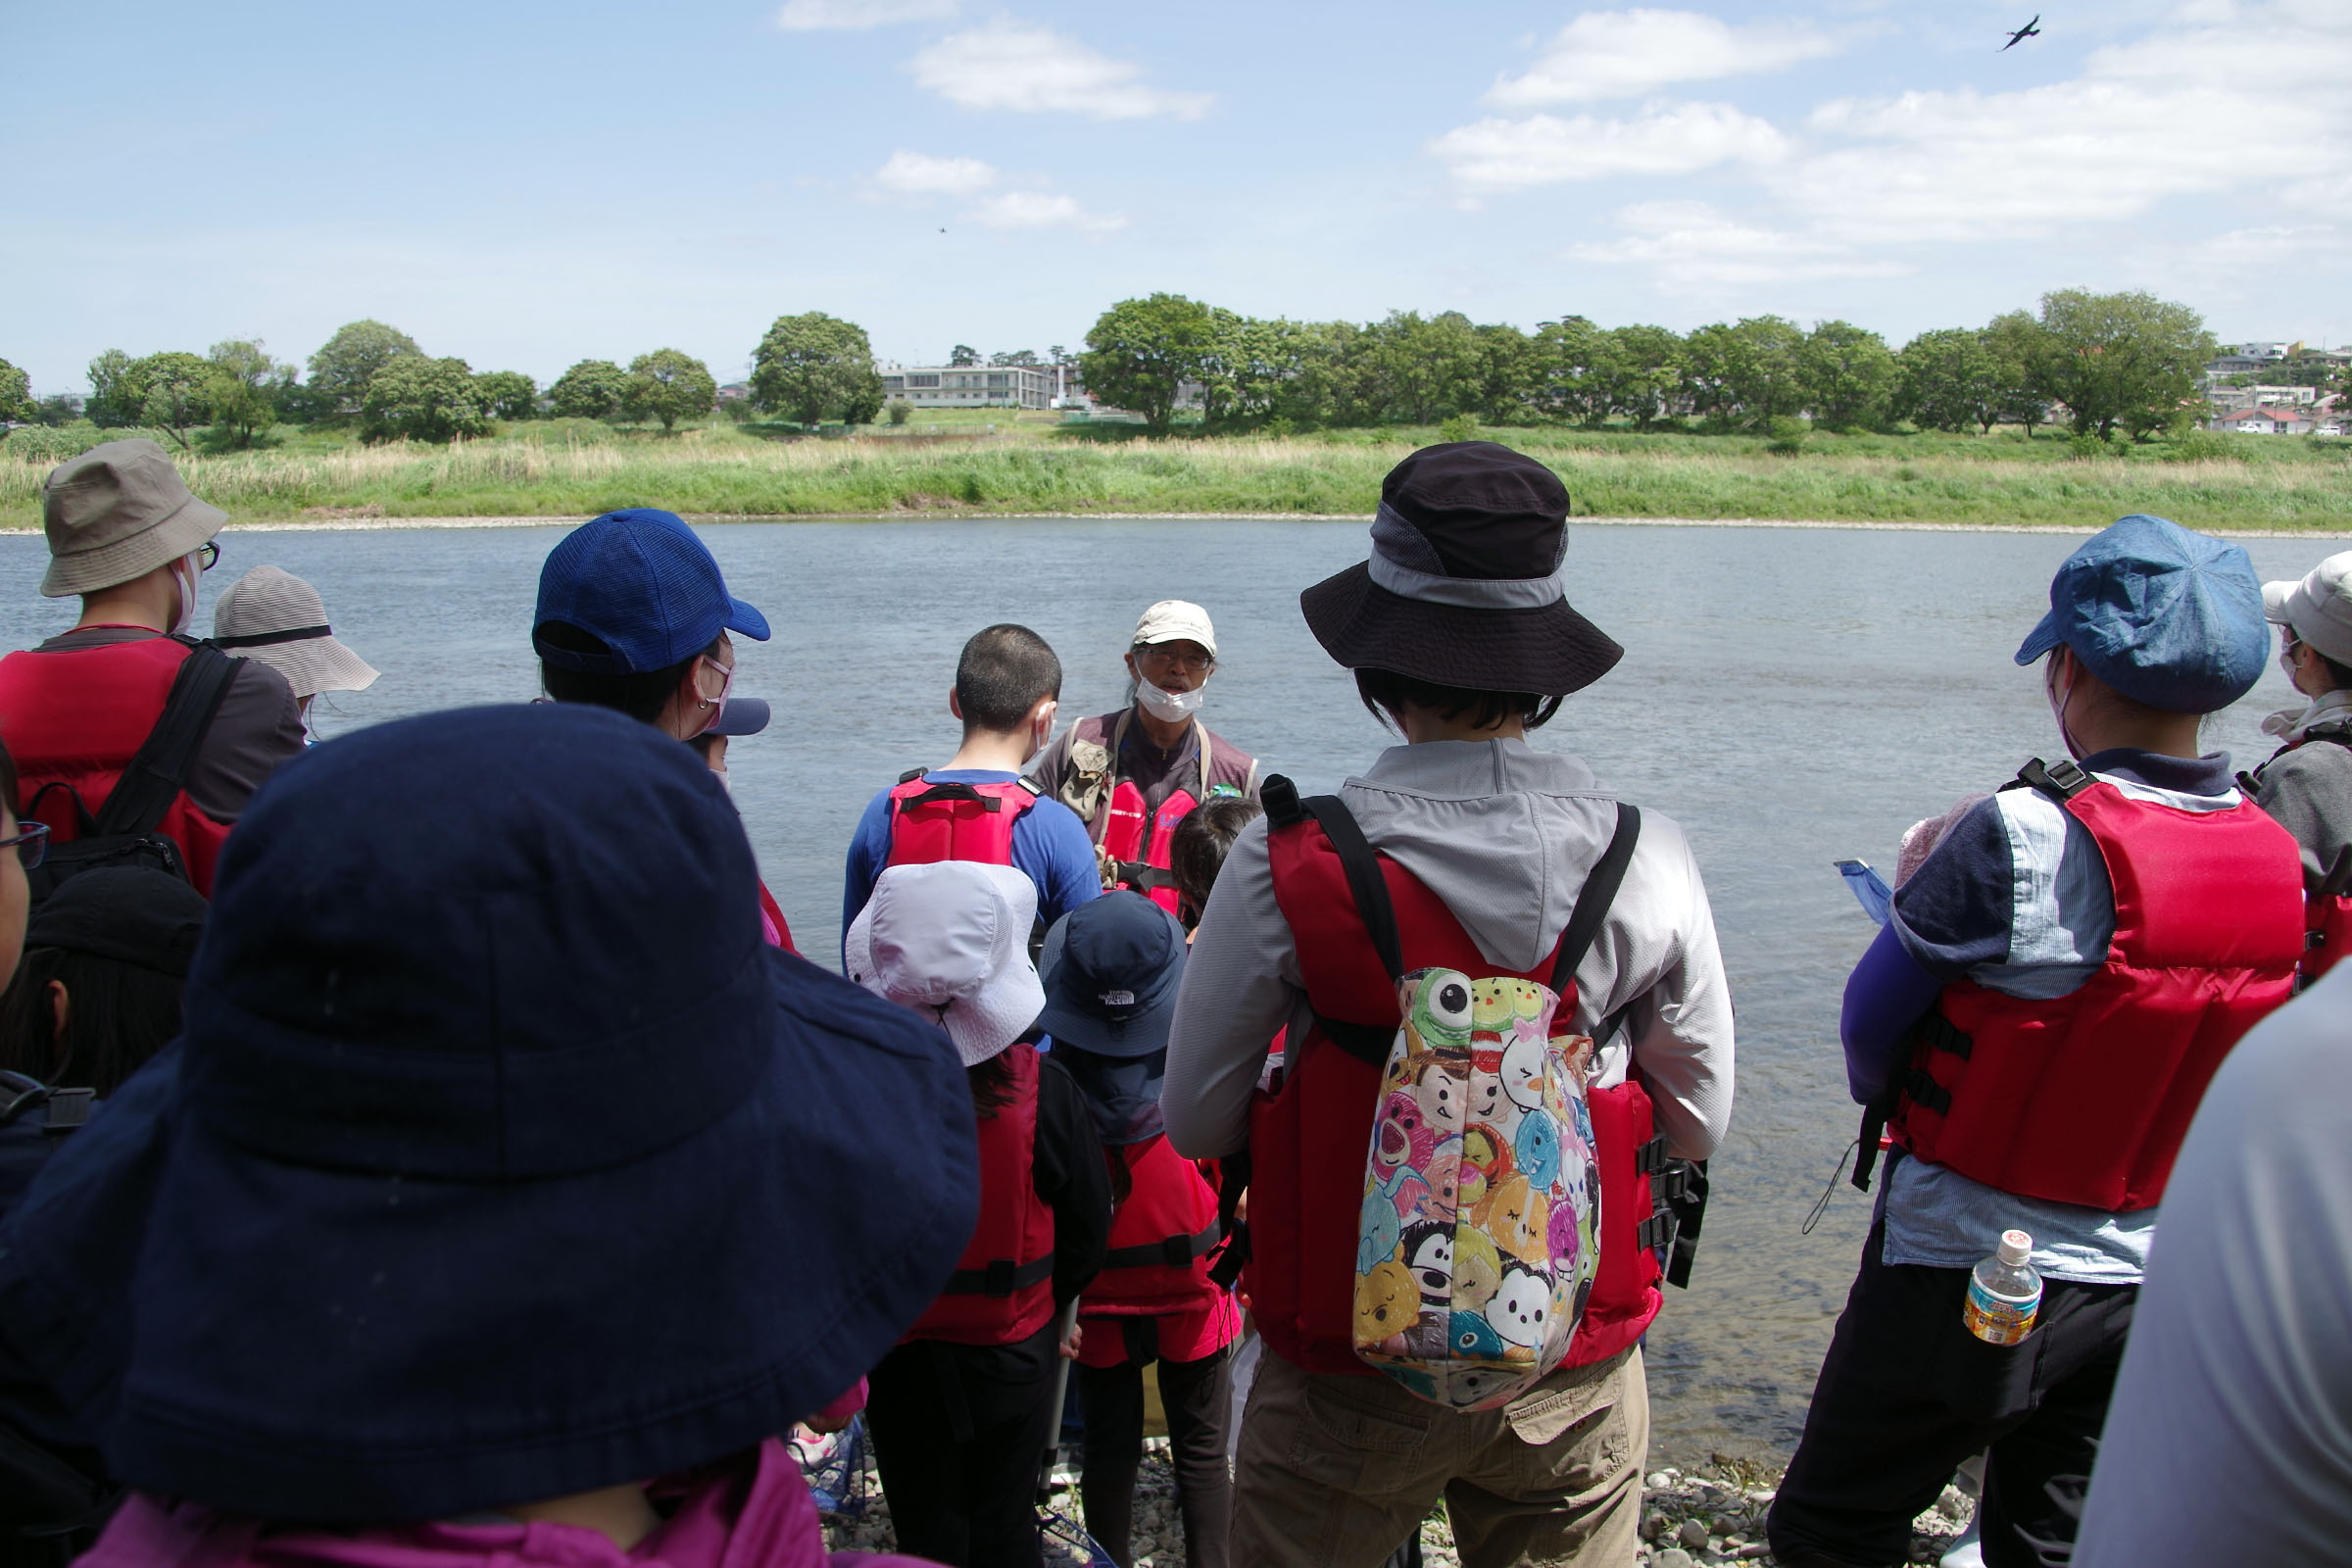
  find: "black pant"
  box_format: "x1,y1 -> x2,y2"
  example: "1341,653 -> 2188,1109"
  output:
1767,1216 -> 2136,1568
866,1327 -> 1061,1568
1076,1328 -> 1233,1568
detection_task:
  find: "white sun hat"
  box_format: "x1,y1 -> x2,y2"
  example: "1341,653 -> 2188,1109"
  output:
212,565 -> 379,699
844,860 -> 1046,1066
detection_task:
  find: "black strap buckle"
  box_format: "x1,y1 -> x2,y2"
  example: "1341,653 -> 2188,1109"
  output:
1634,1135 -> 1672,1176
40,1089 -> 92,1135
2013,756 -> 2092,801
1903,1067 -> 1952,1116
1915,1012 -> 1973,1060
1637,1211 -> 1678,1251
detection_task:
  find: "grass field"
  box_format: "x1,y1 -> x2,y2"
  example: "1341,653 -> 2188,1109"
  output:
5,414 -> 2349,532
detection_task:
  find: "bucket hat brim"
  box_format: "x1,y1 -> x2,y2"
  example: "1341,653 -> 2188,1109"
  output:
1300,563 -> 1624,695
40,488 -> 228,599
0,946 -> 979,1525
1036,902 -> 1187,1058
240,635 -> 380,700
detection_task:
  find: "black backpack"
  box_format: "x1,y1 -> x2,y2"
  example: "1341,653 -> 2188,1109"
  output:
24,641 -> 239,905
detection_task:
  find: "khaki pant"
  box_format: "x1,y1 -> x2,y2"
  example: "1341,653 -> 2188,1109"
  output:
1229,1346 -> 1648,1568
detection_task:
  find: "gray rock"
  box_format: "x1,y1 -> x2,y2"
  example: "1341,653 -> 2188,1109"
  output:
1656,1550 -> 1694,1568
1679,1518 -> 1711,1549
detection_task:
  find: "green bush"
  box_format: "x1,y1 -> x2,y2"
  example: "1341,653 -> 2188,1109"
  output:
2161,428 -> 2248,465
1438,413 -> 1480,444
1765,416 -> 1811,455
2066,433 -> 2110,461
1,423 -> 163,463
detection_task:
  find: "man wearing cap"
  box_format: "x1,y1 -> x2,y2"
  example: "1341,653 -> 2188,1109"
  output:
2245,552 -> 2352,977
531,509 -> 791,948
1027,602 -> 1259,915
1162,444 -> 1735,1567
0,441 -> 303,896
1769,515 -> 2307,1568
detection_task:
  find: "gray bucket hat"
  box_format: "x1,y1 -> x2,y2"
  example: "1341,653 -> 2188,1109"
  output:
213,565 -> 379,699
2263,551 -> 2352,668
40,440 -> 228,598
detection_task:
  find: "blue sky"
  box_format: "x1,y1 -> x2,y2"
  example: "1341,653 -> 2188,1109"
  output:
6,0 -> 2347,393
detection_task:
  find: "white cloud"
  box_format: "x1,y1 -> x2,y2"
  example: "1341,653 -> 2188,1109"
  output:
1566,200 -> 1907,287
1487,8 -> 1839,107
1432,101 -> 1787,193
872,149 -> 998,196
967,190 -> 1127,234
777,0 -> 957,30
910,20 -> 1212,120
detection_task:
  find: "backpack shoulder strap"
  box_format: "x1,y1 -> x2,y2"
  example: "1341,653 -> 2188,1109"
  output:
2002,756 -> 2091,804
1299,793 -> 1403,984
94,641 -> 242,838
1547,803 -> 1642,995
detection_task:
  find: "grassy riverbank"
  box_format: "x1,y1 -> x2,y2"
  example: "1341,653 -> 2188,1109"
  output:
5,416 -> 2348,531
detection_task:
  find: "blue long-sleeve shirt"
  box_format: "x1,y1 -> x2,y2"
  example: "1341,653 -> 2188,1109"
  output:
843,769 -> 1102,951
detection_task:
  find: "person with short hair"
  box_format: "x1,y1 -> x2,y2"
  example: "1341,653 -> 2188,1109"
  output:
1768,515 -> 2307,1568
844,623 -> 1100,937
532,509 -> 794,949
845,859 -> 1111,1568
211,565 -> 378,725
2244,552 -> 2352,975
0,441 -> 303,895
1166,795 -> 1262,932
1026,603 -> 1260,915
1163,443 -> 1735,1568
0,702 -> 973,1568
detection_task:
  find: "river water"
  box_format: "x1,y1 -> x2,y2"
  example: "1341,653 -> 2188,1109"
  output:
0,517 -> 2335,1464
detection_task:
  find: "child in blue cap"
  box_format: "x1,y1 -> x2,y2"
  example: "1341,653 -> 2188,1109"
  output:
1768,514 -> 2308,1568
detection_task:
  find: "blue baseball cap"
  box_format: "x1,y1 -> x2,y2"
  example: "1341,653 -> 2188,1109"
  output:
708,696 -> 770,738
532,509 -> 769,673
2013,514 -> 2268,713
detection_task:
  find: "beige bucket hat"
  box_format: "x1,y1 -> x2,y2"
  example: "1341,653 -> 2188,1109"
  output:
213,566 -> 379,699
40,440 -> 229,598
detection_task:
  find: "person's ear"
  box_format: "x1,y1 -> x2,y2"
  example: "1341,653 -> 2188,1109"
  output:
46,979 -> 69,1050
950,689 -> 964,722
1031,695 -> 1058,731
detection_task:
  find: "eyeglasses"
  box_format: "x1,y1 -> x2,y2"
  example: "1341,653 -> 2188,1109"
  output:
197,542 -> 220,572
1138,647 -> 1214,675
0,820 -> 50,871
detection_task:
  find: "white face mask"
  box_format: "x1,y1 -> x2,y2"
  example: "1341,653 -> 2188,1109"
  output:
169,553 -> 201,637
1136,680 -> 1204,723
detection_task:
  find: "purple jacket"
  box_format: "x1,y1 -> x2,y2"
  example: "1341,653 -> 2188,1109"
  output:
78,1440 -> 931,1568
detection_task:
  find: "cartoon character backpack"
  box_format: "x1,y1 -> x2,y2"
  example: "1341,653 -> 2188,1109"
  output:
1310,797 -> 1640,1410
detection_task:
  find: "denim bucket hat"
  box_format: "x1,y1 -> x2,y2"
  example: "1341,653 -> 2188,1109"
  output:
2014,514 -> 2268,712
533,509 -> 769,673
0,703 -> 977,1523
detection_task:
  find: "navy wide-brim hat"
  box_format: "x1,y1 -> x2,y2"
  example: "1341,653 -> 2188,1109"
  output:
2014,513 -> 2269,713
1301,442 -> 1623,696
1039,892 -> 1187,1059
0,704 -> 977,1523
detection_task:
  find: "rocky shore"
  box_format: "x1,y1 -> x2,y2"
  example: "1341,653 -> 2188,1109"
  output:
816,1443 -> 1977,1566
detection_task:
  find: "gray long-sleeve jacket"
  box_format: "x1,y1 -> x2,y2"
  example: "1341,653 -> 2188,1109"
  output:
1162,738 -> 1734,1163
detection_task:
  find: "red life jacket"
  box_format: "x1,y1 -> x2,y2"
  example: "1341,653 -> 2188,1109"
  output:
2257,728 -> 2352,984
1251,789 -> 1671,1378
1083,1135 -> 1225,1316
906,1043 -> 1057,1346
0,637 -> 232,896
885,770 -> 1040,868
1102,781 -> 1194,916
1889,760 -> 2304,1211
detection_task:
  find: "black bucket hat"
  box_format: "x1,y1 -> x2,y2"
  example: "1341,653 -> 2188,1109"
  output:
1300,442 -> 1623,695
0,703 -> 979,1524
24,867 -> 206,976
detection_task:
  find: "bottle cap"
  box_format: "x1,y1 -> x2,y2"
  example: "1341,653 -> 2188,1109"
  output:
1997,1229 -> 2033,1267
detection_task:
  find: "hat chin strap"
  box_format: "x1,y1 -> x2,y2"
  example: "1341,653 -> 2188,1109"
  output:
1367,503 -> 1568,610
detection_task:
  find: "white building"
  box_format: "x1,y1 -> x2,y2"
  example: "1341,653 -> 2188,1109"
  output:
880,365 -> 1054,410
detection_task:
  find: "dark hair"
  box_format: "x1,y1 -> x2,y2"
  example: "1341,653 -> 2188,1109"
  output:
956,624 -> 1061,734
537,622 -> 710,725
2324,654 -> 2352,692
0,947 -> 184,1095
967,1051 -> 1016,1118
1354,668 -> 1562,733
1169,795 -> 1264,927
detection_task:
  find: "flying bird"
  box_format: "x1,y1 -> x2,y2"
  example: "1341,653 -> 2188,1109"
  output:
2001,14 -> 2040,49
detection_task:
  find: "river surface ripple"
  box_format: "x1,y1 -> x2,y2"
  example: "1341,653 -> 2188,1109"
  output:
0,517 -> 2328,1464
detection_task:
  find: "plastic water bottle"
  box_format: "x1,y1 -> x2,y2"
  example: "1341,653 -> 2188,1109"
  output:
1964,1229 -> 2042,1346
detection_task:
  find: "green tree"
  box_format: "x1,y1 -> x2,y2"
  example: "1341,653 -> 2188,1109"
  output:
135,352 -> 213,449
85,349 -> 143,427
1359,311 -> 1487,425
949,344 -> 979,368
1472,322 -> 1539,422
1533,317 -> 1612,426
1797,320 -> 1897,431
548,360 -> 629,420
1896,328 -> 2003,434
1080,294 -> 1220,435
203,339 -> 295,449
750,314 -> 884,425
307,319 -> 422,421
1607,325 -> 1685,428
1982,311 -> 2050,435
361,356 -> 488,443
2022,289 -> 2214,442
0,359 -> 31,424
31,394 -> 83,426
473,370 -> 539,421
989,349 -> 1041,367
621,350 -> 717,431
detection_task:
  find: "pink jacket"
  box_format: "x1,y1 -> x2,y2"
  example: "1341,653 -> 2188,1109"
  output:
77,1438 -> 928,1568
